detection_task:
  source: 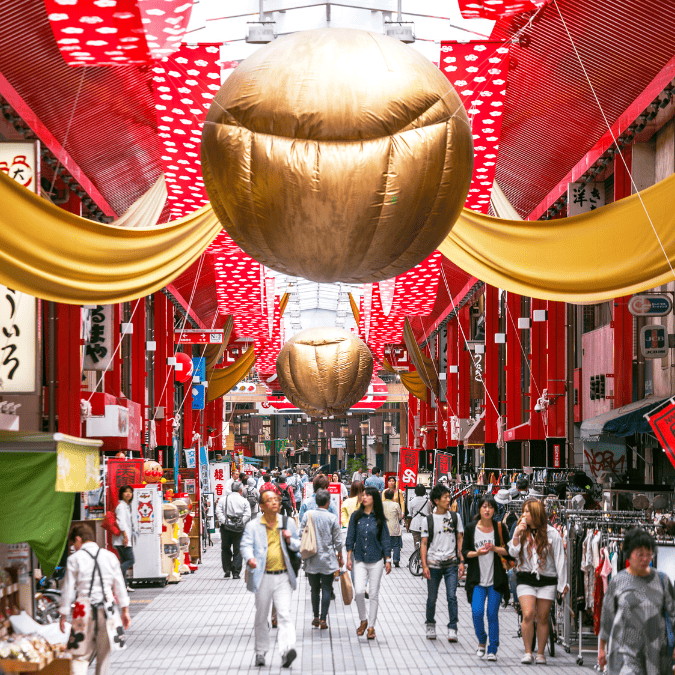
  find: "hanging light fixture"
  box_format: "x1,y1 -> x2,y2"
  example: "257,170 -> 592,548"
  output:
340,421 -> 349,437
383,415 -> 392,435
360,417 -> 370,436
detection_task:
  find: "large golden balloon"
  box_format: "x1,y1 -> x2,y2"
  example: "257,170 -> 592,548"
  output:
202,28 -> 473,283
276,327 -> 374,416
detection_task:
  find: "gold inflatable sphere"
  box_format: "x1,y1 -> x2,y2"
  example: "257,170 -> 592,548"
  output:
276,327 -> 374,416
202,27 -> 473,283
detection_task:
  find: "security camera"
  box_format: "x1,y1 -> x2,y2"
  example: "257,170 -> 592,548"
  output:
534,400 -> 542,412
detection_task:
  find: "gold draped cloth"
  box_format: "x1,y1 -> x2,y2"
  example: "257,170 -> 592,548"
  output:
382,358 -> 427,401
3,165 -> 675,304
206,345 -> 256,402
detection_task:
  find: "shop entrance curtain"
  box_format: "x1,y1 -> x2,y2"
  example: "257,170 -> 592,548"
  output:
0,452 -> 74,575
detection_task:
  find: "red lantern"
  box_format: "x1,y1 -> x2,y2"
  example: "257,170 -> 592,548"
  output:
174,352 -> 193,384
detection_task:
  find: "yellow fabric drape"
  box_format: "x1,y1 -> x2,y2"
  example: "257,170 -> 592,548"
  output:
403,319 -> 439,395
203,315 -> 233,371
382,358 -> 428,401
0,170 -> 222,305
279,293 -> 290,317
441,172 -> 675,303
206,345 -> 256,402
348,293 -> 360,323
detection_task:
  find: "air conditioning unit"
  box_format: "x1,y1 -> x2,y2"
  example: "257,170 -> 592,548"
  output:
246,22 -> 275,44
384,21 -> 415,43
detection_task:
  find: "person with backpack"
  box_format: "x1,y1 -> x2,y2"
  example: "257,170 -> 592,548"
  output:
286,469 -> 301,506
461,495 -> 511,661
345,486 -> 392,640
216,481 -> 251,580
408,484 -> 432,549
245,477 -> 260,517
277,474 -> 296,516
420,482 -> 465,642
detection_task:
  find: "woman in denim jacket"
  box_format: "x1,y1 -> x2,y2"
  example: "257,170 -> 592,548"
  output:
345,486 -> 391,640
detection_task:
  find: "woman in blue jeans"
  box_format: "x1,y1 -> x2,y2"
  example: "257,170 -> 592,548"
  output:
462,495 -> 511,661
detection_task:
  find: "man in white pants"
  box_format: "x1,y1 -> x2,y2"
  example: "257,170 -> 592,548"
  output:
241,489 -> 301,668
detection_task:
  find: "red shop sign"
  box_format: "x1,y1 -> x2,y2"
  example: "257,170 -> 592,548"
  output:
398,447 -> 419,488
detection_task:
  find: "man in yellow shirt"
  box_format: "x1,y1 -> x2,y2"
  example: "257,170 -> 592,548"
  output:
241,489 -> 301,668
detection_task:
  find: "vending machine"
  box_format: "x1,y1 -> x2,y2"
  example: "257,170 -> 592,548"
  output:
131,484 -> 167,586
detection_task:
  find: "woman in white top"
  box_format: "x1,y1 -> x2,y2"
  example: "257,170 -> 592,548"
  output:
408,484 -> 432,549
112,485 -> 137,591
508,498 -> 568,665
332,473 -> 349,500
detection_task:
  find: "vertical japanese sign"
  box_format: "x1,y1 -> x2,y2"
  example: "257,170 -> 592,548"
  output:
434,451 -> 452,483
0,142 -> 39,394
0,286 -> 37,393
648,401 -> 675,470
83,304 -> 114,371
199,446 -> 210,495
210,462 -> 230,501
107,458 -> 144,512
398,447 -> 419,489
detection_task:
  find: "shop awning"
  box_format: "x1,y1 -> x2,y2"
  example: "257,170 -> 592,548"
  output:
463,412 -> 485,446
0,431 -> 103,575
580,396 -> 669,441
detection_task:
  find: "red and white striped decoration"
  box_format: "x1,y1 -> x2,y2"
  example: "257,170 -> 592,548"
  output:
458,0 -> 550,20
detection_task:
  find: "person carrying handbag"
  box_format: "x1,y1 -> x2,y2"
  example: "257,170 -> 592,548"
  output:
300,489 -> 343,629
59,525 -> 130,675
216,481 -> 252,579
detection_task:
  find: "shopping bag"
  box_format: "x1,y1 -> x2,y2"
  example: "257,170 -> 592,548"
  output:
300,512 -> 318,560
101,510 -> 121,537
339,569 -> 353,605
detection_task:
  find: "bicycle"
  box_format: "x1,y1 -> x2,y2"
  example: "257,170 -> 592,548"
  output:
514,597 -> 557,657
408,547 -> 423,576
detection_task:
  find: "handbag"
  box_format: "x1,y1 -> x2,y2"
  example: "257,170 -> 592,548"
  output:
101,510 -> 121,537
658,572 -> 675,663
299,512 -> 318,560
221,495 -> 245,532
339,569 -> 353,605
281,515 -> 302,575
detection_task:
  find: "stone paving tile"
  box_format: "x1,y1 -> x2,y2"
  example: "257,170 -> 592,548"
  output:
100,532 -> 594,675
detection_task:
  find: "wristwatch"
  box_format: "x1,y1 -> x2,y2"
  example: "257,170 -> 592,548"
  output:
385,558 -> 392,564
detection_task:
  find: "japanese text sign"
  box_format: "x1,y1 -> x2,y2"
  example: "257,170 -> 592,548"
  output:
567,181 -> 606,216
0,285 -> 37,393
83,304 -> 113,371
175,330 -> 224,345
210,462 -> 230,500
398,447 -> 419,488
648,400 -> 675,470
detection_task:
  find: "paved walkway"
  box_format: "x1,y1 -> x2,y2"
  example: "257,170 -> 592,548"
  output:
109,532 -> 593,675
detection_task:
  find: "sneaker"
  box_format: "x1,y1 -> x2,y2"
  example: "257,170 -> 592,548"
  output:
223,572 -> 230,578
254,654 -> 265,667
521,653 -> 534,664
535,654 -> 547,665
281,648 -> 297,668
232,574 -> 240,580
447,628 -> 458,642
487,654 -> 497,662
126,586 -> 135,593
394,562 -> 400,568
426,623 -> 437,640
476,647 -> 485,657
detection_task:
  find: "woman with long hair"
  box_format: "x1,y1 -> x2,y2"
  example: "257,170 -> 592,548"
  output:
332,472 -> 349,500
508,498 -> 568,665
345,486 -> 392,640
341,481 -> 364,528
462,495 -> 511,661
112,485 -> 137,592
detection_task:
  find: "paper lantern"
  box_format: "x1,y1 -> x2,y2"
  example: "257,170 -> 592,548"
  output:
202,28 -> 473,283
276,327 -> 374,416
174,352 -> 193,384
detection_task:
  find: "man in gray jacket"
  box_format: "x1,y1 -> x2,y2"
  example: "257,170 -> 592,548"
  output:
216,481 -> 251,580
241,490 -> 300,668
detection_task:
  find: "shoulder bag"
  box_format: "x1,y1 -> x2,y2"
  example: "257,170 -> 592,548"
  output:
281,515 -> 302,574
299,511 -> 318,560
222,495 -> 245,532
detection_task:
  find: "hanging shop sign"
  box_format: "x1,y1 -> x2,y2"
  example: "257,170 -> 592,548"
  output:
640,324 -> 669,359
175,330 -> 224,345
648,400 -> 675,470
0,285 -> 37,394
210,462 -> 231,499
184,446 -> 196,469
628,294 -> 673,317
434,451 -> 452,484
0,141 -> 38,192
83,304 -> 114,371
192,383 -> 205,410
107,458 -> 144,513
398,447 -> 419,488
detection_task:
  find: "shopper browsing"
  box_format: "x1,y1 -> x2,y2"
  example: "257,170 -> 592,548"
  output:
382,489 -> 403,567
240,490 -> 300,668
59,525 -> 130,675
508,497 -> 568,665
300,489 -> 343,629
345,486 -> 392,640
216,481 -> 252,580
112,485 -> 137,592
462,495 -> 511,661
332,472 -> 349,499
420,483 -> 464,642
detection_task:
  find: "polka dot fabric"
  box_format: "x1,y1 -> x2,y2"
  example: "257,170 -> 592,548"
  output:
439,41 -> 511,213
44,0 -> 195,66
151,43 -> 220,220
458,0 -> 550,20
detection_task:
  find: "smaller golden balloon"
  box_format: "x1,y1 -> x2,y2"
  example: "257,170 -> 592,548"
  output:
276,327 -> 374,416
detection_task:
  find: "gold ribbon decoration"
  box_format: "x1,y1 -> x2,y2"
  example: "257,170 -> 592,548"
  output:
203,315 -> 233,372
382,358 -> 427,401
279,293 -> 290,317
206,345 -> 256,403
348,292 -> 360,324
403,319 -> 439,396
